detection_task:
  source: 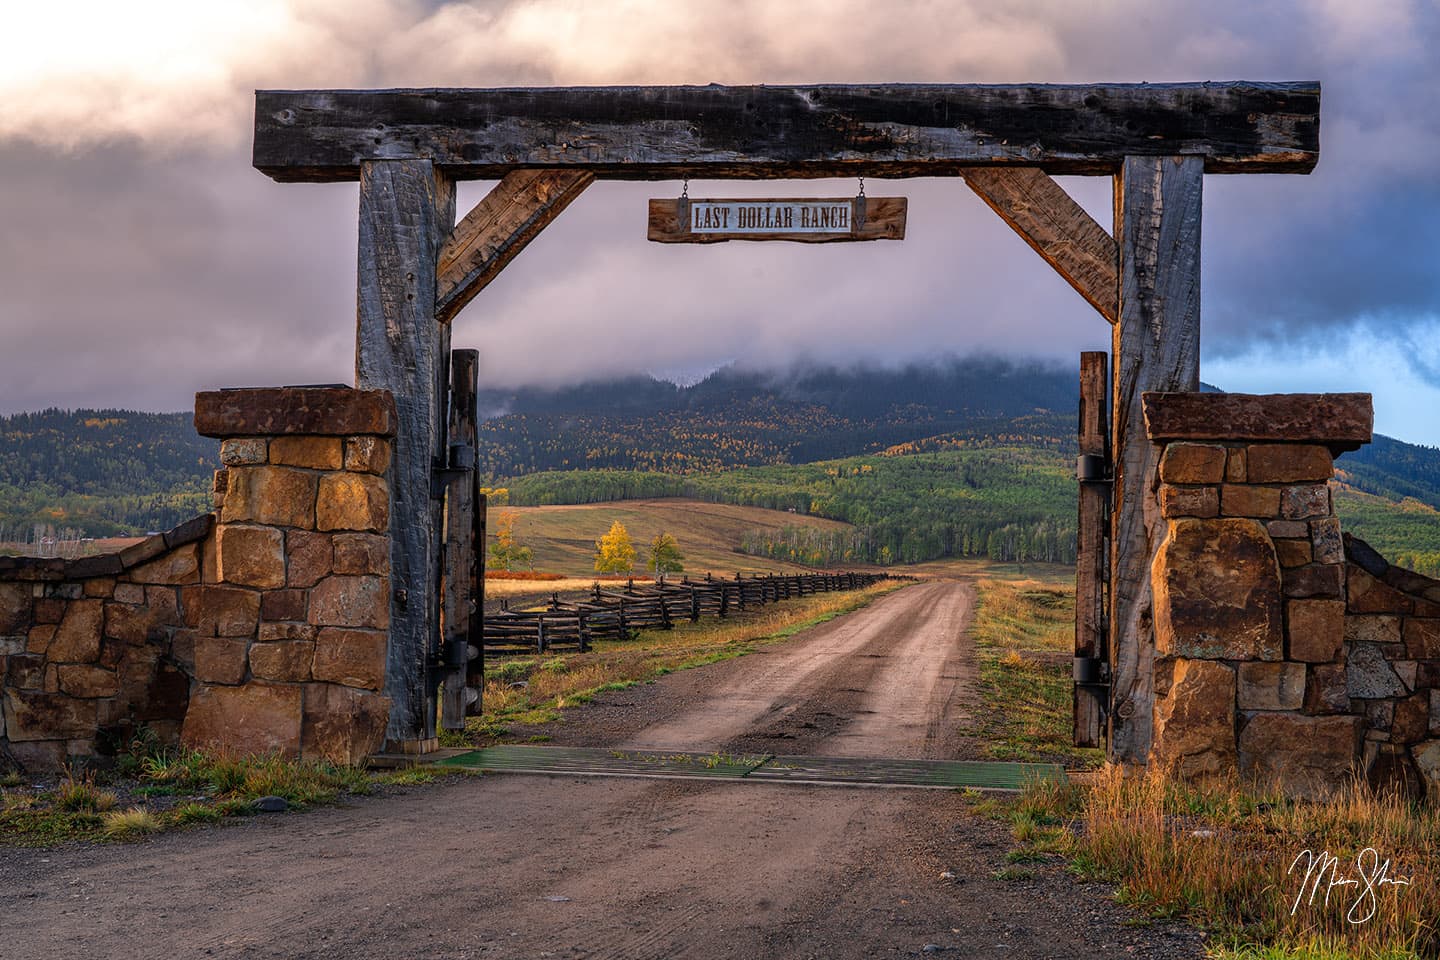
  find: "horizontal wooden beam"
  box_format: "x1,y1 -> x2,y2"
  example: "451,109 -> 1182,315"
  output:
963,168 -> 1118,323
435,169 -> 593,323
254,82 -> 1320,183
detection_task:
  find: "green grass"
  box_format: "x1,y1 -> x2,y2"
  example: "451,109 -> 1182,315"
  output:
53,776 -> 117,813
0,741 -> 468,846
968,578 -> 1102,767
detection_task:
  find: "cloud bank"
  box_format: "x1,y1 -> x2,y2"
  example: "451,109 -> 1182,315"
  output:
2,0 -> 1438,437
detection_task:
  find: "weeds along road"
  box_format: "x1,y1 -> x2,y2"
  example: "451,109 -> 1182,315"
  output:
1,580 -> 1203,960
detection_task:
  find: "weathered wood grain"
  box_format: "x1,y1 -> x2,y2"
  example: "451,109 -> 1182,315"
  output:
1142,392 -> 1373,453
441,350 -> 478,731
468,492 -> 487,712
647,197 -> 905,243
1109,155 -> 1203,768
1075,351 -> 1109,748
435,170 -> 593,323
963,168 -> 1118,323
356,159 -> 456,749
254,83 -> 1321,182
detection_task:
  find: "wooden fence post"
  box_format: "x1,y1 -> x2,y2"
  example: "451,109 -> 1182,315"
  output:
356,159 -> 455,750
1109,155 -> 1202,767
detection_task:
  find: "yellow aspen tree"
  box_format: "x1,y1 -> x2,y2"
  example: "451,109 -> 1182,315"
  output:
594,520 -> 637,573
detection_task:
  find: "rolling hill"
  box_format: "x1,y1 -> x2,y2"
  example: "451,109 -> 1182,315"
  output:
499,499 -> 855,577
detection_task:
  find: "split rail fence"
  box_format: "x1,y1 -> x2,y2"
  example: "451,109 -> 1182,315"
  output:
484,571 -> 889,655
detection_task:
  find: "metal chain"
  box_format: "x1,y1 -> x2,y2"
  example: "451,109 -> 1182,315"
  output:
857,176 -> 865,198
681,177 -> 689,199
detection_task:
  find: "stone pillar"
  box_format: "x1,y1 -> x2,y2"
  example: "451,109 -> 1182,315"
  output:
189,387 -> 397,764
1141,392 -> 1372,799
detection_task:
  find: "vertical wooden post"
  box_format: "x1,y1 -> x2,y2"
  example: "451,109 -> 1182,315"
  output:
441,349 -> 478,732
1108,155 -> 1202,767
1074,351 -> 1109,748
467,493 -> 487,712
356,159 -> 456,749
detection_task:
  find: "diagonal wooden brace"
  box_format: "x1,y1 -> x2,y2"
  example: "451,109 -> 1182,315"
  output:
435,169 -> 594,323
962,167 -> 1119,324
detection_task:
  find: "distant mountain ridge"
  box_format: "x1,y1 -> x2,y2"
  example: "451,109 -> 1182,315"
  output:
474,358 -> 1081,477
478,357 -> 1077,421
3,359 -> 1440,548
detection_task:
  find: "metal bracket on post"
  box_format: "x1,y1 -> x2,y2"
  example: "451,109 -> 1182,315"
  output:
432,444 -> 476,498
1077,454 -> 1111,483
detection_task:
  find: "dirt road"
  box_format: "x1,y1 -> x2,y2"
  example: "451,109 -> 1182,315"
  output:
1,581 -> 1203,959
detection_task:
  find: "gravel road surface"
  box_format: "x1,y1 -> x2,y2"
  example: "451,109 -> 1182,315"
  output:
0,581 -> 1204,959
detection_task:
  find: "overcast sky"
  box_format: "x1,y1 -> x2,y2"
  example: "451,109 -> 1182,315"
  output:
3,1 -> 1439,444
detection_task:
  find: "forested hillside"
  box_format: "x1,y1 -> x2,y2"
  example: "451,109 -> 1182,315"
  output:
3,360 -> 1440,574
507,443 -> 1079,566
475,359 -> 1077,476
0,409 -> 214,540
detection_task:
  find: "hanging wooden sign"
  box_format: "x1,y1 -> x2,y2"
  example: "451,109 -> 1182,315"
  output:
648,197 -> 906,243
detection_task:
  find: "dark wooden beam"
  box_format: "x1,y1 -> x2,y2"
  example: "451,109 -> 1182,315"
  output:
355,159 -> 455,750
254,82 -> 1320,182
963,168 -> 1118,323
1109,155 -> 1203,768
436,170 -> 593,323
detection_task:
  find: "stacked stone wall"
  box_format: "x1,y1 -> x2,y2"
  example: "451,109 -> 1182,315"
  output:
0,518 -> 210,772
1340,535 -> 1440,797
1144,391 -> 1440,799
0,386 -> 399,772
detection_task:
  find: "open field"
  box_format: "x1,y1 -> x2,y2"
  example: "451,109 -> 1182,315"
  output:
496,497 -> 854,577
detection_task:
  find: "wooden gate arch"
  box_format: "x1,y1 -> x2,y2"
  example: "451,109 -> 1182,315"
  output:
251,82 -> 1321,765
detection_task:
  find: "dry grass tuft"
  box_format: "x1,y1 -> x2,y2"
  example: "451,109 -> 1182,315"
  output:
1018,770 -> 1440,958
102,807 -> 161,840
53,775 -> 117,813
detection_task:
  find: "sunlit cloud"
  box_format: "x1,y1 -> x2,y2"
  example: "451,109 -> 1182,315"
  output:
1,0 -> 1439,443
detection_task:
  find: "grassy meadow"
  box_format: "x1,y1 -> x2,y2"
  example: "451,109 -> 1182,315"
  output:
491,498 -> 855,578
